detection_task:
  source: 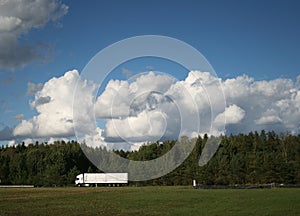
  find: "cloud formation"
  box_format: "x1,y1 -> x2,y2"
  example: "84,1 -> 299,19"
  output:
13,70 -> 79,139
94,71 -> 300,143
1,69 -> 300,150
0,0 -> 68,69
214,104 -> 245,126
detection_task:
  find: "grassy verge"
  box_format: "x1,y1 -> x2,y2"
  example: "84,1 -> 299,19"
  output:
0,186 -> 299,215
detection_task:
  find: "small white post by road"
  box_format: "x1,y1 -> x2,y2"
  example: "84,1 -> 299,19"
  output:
193,179 -> 197,188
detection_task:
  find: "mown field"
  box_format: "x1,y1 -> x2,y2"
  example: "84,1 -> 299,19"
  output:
0,186 -> 299,216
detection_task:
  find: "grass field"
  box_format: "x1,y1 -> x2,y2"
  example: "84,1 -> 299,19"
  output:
0,186 -> 300,216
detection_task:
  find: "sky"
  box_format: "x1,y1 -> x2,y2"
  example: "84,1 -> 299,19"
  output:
0,0 -> 300,149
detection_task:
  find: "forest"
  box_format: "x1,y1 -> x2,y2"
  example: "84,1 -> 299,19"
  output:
0,130 -> 300,186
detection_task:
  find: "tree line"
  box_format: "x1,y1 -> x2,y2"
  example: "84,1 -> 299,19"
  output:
0,130 -> 300,186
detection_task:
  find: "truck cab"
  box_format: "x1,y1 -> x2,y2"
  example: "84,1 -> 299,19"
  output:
75,174 -> 84,186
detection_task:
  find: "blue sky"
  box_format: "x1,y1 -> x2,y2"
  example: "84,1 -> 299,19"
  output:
0,0 -> 300,146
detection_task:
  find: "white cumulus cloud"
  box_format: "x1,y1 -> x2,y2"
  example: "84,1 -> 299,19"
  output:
214,104 -> 245,126
255,115 -> 282,125
1,69 -> 300,151
13,69 -> 83,138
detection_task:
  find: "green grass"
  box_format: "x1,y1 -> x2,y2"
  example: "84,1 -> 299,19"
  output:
0,186 -> 299,216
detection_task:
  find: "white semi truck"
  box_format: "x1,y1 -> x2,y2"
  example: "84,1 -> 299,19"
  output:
75,173 -> 128,187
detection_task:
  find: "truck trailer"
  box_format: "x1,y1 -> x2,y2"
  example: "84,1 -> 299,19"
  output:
75,173 -> 128,187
